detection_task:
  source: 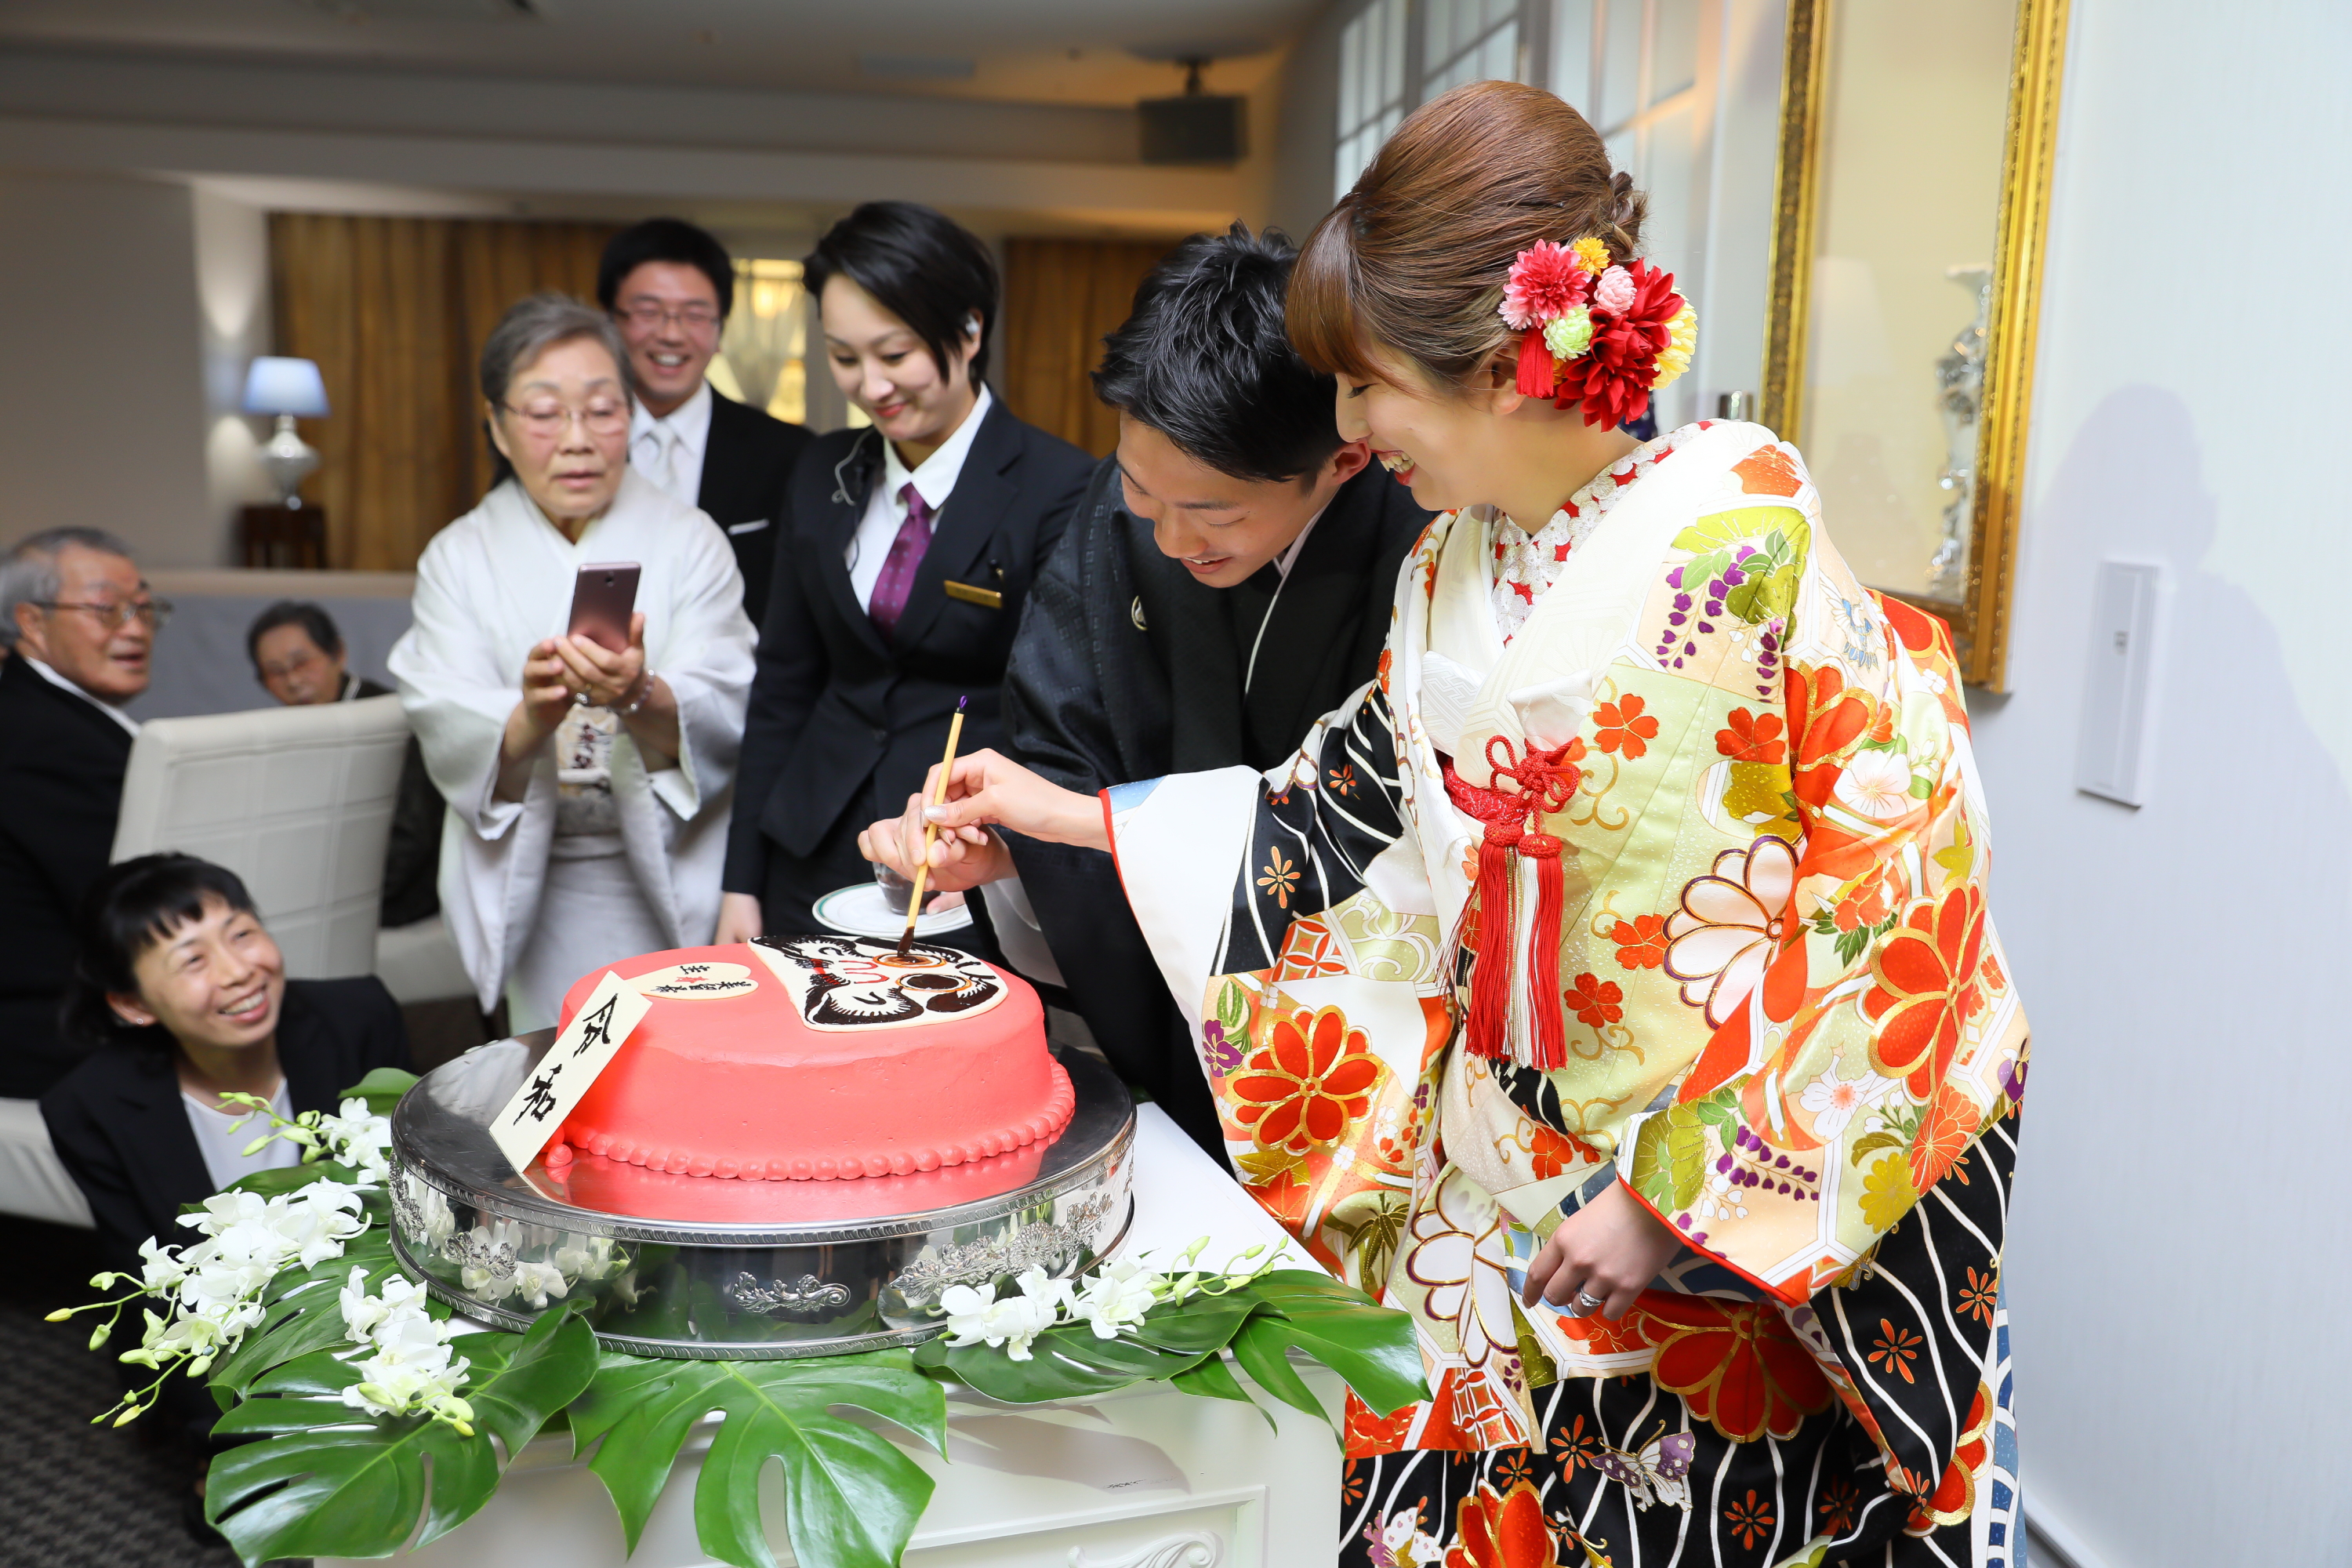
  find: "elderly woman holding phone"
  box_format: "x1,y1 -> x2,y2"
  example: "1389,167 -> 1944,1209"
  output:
391,292 -> 754,1029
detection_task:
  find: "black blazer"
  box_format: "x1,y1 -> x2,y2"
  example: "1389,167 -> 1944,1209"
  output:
0,655 -> 134,1098
696,389 -> 815,627
724,397 -> 1094,889
42,977 -> 412,1276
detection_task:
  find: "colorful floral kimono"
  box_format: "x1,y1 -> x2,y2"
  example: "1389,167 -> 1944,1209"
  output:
1104,422 -> 2029,1567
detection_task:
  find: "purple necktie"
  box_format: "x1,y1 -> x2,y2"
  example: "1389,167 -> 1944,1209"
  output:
867,482 -> 933,640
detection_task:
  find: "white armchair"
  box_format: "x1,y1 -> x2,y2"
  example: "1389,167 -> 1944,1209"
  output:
110,694 -> 412,978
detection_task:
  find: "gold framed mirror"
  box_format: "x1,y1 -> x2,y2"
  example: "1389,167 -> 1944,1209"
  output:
1759,0 -> 2069,689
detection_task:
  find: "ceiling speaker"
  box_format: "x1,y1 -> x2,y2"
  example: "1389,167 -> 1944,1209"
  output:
1140,93 -> 1245,165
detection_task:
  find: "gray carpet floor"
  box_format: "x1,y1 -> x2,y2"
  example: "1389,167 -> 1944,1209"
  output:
0,1214 -> 247,1568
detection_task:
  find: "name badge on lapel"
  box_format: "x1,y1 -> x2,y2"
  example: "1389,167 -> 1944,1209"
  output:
942,580 -> 1004,610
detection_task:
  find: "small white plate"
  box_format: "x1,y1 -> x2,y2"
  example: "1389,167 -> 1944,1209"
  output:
811,882 -> 974,940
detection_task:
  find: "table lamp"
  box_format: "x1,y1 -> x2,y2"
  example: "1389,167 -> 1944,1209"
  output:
242,356 -> 330,510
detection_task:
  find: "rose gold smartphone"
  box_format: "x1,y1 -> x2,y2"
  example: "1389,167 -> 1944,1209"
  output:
568,562 -> 641,653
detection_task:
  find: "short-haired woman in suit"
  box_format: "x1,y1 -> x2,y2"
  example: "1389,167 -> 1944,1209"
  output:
717,201 -> 1093,948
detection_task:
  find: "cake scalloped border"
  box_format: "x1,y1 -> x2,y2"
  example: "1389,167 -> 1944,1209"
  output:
546,1060 -> 1076,1182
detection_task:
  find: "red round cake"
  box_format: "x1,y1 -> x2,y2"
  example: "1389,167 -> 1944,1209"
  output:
548,936 -> 1074,1185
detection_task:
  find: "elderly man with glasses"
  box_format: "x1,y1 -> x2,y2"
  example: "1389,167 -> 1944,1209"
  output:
0,526 -> 166,1096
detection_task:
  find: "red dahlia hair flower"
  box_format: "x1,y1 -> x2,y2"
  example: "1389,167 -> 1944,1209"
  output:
1555,259 -> 1686,428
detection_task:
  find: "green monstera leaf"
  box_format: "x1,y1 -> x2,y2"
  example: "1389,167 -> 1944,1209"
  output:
205,1306 -> 598,1563
1235,1272 -> 1426,1417
342,1067 -> 421,1116
568,1348 -> 946,1568
909,1269 -> 1425,1431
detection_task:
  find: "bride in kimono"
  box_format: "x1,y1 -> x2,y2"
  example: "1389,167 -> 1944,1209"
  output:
873,80 -> 2028,1568
392,293 -> 754,1029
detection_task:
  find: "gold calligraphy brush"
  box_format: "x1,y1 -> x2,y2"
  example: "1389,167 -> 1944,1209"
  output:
896,695 -> 967,959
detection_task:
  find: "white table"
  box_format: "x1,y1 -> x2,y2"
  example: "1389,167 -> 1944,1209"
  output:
324,1106 -> 1346,1568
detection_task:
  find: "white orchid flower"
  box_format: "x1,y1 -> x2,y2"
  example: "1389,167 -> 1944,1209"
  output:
937,1283 -> 996,1348
512,1261 -> 568,1309
339,1265 -> 393,1343
136,1236 -> 188,1293
1070,1258 -> 1158,1339
552,1236 -> 624,1282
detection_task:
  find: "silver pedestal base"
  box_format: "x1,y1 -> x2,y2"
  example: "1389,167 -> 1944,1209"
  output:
387,1030 -> 1134,1359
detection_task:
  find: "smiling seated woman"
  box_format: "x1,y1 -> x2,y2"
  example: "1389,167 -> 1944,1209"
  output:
40,854 -> 410,1468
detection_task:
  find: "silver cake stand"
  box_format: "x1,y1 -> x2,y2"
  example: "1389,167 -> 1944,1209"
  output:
387,1029 -> 1134,1359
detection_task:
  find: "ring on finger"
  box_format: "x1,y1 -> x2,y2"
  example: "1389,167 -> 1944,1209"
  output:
1563,1289 -> 1606,1319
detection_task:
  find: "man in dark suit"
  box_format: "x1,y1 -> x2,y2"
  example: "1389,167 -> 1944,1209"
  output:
599,217 -> 814,624
0,527 -> 156,1098
872,226 -> 1434,1155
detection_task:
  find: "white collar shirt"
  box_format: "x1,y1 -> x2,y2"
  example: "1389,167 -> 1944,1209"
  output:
1271,500 -> 1330,581
848,385 -> 994,610
628,379 -> 715,506
20,653 -> 140,737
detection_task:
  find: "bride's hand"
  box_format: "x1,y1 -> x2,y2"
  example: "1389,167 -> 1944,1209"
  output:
1520,1180 -> 1685,1323
857,791 -> 1012,892
916,750 -> 1110,854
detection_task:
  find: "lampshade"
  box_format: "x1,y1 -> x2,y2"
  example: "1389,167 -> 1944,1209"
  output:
241,357 -> 330,419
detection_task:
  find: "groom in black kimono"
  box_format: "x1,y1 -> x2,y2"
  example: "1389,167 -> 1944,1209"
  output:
976,224 -> 1432,1156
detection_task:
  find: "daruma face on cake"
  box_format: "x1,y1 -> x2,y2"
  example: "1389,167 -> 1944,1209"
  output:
548,937 -> 1074,1184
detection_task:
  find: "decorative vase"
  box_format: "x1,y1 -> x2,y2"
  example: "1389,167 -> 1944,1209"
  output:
256,412 -> 319,510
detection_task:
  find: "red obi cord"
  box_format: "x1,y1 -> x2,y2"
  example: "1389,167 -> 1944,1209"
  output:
1442,736 -> 1582,1070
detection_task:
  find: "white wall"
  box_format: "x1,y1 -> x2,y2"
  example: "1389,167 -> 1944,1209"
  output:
1976,2 -> 2352,1565
0,170 -> 212,567
191,185 -> 277,557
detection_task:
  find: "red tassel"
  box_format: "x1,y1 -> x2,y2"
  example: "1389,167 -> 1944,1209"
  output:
1515,326 -> 1556,398
1464,819 -> 1523,1062
1519,833 -> 1566,1070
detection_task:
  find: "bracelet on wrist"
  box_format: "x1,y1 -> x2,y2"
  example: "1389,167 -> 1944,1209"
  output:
615,673 -> 655,717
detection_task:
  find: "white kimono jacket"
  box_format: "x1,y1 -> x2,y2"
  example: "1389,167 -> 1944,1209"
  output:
390,472 -> 756,1012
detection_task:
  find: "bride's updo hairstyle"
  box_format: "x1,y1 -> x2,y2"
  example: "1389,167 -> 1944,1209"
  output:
1290,79 -> 1645,391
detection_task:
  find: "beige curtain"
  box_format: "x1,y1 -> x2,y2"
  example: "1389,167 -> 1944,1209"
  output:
270,215 -> 622,571
998,237 -> 1181,457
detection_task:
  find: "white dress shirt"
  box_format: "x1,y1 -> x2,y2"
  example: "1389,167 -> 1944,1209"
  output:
184,1081 -> 301,1192
20,653 -> 140,737
846,386 -> 994,611
628,379 -> 715,506
1271,501 -> 1330,581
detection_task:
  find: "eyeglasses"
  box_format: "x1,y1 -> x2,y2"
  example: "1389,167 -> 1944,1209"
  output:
617,302 -> 722,332
500,401 -> 631,437
258,645 -> 325,681
36,598 -> 171,630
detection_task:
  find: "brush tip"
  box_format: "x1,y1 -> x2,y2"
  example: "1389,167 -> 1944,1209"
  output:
956,695 -> 967,711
